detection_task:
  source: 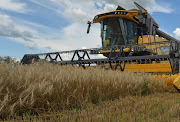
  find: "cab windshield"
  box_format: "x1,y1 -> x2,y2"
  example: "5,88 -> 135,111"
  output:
101,17 -> 138,48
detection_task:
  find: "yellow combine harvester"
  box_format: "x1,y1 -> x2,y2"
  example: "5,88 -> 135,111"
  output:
21,3 -> 180,90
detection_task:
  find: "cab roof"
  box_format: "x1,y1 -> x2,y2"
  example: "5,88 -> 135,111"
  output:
93,10 -> 139,23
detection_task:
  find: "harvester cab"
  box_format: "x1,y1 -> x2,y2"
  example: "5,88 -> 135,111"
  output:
89,2 -> 178,58
92,4 -> 139,48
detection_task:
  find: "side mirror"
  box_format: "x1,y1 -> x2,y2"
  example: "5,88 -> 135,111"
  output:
87,21 -> 91,34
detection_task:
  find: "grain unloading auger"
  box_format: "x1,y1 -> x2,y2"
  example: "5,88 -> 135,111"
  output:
21,2 -> 180,90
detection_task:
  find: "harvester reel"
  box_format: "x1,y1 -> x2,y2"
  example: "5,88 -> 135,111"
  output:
71,50 -> 91,69
115,62 -> 126,71
108,47 -> 126,60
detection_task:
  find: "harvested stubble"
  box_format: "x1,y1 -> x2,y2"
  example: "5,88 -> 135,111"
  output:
0,63 -> 174,120
10,93 -> 180,122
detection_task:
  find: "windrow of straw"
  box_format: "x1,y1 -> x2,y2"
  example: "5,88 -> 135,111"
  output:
0,63 -> 172,119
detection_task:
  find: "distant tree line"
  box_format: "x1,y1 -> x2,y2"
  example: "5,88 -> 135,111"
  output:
0,56 -> 20,64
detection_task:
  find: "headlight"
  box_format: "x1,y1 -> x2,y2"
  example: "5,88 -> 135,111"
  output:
131,47 -> 134,52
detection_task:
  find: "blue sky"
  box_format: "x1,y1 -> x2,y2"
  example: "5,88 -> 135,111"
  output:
0,0 -> 180,59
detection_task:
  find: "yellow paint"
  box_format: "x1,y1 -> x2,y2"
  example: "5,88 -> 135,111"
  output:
115,63 -> 172,73
93,10 -> 139,23
123,48 -> 130,52
109,63 -> 180,87
100,49 -> 120,53
152,74 -> 179,86
137,35 -> 169,55
100,48 -> 129,53
173,74 -> 180,89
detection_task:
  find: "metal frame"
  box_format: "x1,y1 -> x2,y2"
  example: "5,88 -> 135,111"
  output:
21,40 -> 180,74
71,50 -> 91,68
44,53 -> 63,62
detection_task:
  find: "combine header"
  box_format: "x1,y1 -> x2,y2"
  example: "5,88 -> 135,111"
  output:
21,3 -> 180,90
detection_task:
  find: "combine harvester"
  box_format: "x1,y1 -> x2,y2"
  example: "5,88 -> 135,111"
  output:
21,3 -> 180,90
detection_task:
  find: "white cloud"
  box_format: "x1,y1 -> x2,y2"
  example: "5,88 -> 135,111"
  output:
96,2 -> 104,8
29,0 -> 62,13
63,8 -> 90,22
53,0 -> 173,16
100,0 -> 173,13
0,14 -> 35,39
30,22 -> 102,51
0,12 -> 101,52
59,22 -> 101,49
104,3 -> 116,11
173,28 -> 180,39
0,0 -> 26,13
0,13 -> 52,50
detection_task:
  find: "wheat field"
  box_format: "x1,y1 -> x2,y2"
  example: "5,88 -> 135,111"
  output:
0,62 -> 179,121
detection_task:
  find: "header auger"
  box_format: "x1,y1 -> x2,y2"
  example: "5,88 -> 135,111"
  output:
21,2 -> 180,90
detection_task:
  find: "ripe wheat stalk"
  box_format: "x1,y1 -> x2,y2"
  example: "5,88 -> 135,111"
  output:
0,62 -> 173,119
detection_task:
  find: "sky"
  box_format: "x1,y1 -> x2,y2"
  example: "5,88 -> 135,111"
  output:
0,0 -> 180,59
